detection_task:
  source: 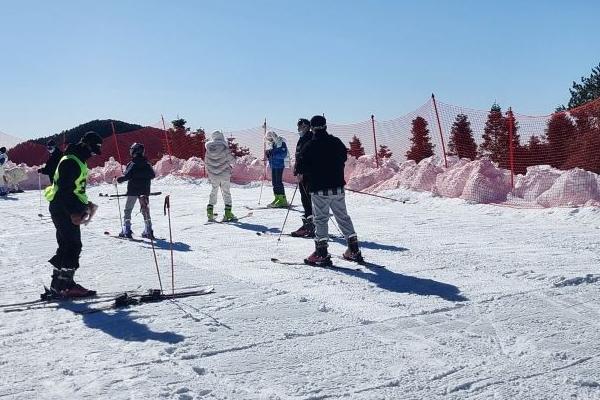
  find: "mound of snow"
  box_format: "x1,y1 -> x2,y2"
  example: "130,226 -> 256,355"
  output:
346,155 -> 399,192
536,168 -> 600,207
433,158 -> 472,198
513,165 -> 562,201
176,157 -> 205,178
406,156 -> 444,192
232,156 -> 264,184
154,155 -> 185,177
460,159 -> 512,203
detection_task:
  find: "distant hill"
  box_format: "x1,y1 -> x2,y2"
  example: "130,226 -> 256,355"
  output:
0,130 -> 23,150
33,119 -> 143,146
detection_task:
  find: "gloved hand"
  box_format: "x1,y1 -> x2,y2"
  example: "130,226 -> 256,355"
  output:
37,168 -> 43,174
70,212 -> 86,226
116,176 -> 125,184
265,149 -> 272,159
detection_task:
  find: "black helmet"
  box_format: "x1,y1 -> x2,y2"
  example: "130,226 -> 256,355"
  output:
81,131 -> 103,155
297,118 -> 310,127
130,142 -> 145,157
47,139 -> 57,147
310,115 -> 327,131
0,147 -> 6,154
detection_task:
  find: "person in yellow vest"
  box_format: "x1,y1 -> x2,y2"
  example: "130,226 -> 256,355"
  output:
43,131 -> 102,299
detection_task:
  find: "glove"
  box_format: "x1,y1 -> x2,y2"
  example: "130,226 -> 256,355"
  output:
37,168 -> 43,173
70,212 -> 85,226
297,174 -> 303,183
265,150 -> 272,159
116,176 -> 125,184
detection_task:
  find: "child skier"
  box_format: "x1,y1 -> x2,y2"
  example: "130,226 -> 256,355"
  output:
44,131 -> 102,297
295,115 -> 363,266
265,130 -> 289,208
116,143 -> 156,239
291,118 -> 315,237
205,130 -> 237,222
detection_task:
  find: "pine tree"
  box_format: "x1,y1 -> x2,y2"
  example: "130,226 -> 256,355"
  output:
406,116 -> 434,163
479,104 -> 521,169
227,137 -> 251,158
544,112 -> 576,169
566,62 -> 600,109
448,114 -> 477,160
377,145 -> 393,159
348,136 -> 365,158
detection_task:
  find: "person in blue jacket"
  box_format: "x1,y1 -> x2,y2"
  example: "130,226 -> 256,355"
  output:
265,131 -> 289,208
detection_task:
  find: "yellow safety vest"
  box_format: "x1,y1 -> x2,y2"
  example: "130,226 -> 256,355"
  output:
44,155 -> 89,204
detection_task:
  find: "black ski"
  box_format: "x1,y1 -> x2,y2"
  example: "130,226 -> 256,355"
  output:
103,232 -> 167,241
270,258 -> 361,272
204,212 -> 253,225
333,255 -> 385,269
74,287 -> 214,314
255,231 -> 342,240
99,191 -> 162,198
244,205 -> 301,211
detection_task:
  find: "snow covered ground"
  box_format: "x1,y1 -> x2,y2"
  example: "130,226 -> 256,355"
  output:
2,179 -> 600,399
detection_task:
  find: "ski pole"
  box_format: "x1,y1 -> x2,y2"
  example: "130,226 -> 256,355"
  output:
148,235 -> 164,294
37,173 -> 43,218
345,188 -> 407,203
164,195 -> 175,295
113,181 -> 124,233
277,183 -> 299,243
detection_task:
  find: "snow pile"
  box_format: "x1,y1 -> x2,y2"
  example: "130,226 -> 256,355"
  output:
536,168 -> 600,207
460,159 -> 512,203
407,156 -> 444,192
175,157 -> 205,178
433,158 -> 472,198
345,155 -> 400,192
231,156 -> 264,184
154,155 -> 185,177
512,165 -> 562,201
87,157 -> 123,185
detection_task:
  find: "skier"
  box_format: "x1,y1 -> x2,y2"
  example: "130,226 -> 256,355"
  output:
291,118 -> 315,237
43,131 -> 102,297
0,147 -> 7,196
116,142 -> 156,239
295,115 -> 363,266
37,139 -> 63,179
204,130 -> 237,222
265,130 -> 289,208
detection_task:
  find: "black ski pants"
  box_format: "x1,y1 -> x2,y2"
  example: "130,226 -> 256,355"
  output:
299,180 -> 313,218
49,201 -> 82,271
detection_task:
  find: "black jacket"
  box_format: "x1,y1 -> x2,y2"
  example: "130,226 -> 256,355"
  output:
295,130 -> 347,192
39,148 -> 63,178
294,131 -> 313,176
52,144 -> 92,215
117,155 -> 155,196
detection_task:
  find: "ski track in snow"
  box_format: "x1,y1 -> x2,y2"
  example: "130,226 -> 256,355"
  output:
2,179 -> 600,399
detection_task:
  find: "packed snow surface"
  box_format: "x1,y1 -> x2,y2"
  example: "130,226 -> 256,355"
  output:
2,179 -> 600,399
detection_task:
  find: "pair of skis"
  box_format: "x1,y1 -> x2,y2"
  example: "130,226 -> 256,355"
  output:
204,211 -> 253,225
2,286 -> 214,314
271,256 -> 383,272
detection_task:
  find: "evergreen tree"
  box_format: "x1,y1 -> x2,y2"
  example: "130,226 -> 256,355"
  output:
406,116 -> 434,163
348,136 -> 365,158
377,145 -> 393,159
171,118 -> 188,132
479,104 -> 521,169
227,137 -> 251,158
566,62 -> 600,109
448,114 -> 477,160
544,112 -> 576,169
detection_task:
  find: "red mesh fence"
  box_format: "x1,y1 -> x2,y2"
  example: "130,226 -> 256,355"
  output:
7,95 -> 600,207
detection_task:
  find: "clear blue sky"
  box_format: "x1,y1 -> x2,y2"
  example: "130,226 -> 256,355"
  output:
1,0 -> 598,139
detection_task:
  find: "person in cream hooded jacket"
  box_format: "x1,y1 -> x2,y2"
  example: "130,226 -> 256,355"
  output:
205,130 -> 237,221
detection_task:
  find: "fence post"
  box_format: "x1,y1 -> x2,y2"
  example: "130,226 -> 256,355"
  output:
110,121 -> 124,172
161,115 -> 173,164
508,107 -> 515,189
371,114 -> 379,167
431,93 -> 448,168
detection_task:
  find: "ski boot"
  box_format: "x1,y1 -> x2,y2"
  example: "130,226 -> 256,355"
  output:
118,220 -> 133,239
304,240 -> 332,267
343,235 -> 364,263
266,196 -> 279,208
48,268 -> 96,299
291,216 -> 315,238
142,228 -> 155,240
207,204 -> 215,222
269,194 -> 288,208
222,205 -> 238,222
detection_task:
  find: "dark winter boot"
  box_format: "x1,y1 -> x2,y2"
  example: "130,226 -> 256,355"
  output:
291,216 -> 315,238
304,240 -> 332,266
50,268 -> 96,298
119,220 -> 133,239
343,236 -> 364,263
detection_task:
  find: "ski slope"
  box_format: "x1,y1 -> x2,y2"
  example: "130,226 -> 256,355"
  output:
2,179 -> 600,399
